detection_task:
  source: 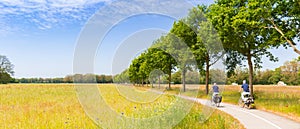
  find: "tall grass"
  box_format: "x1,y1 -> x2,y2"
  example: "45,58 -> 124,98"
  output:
0,84 -> 97,128
0,84 -> 244,128
254,86 -> 300,121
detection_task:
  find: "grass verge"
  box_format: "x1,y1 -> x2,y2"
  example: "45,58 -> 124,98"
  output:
164,84 -> 300,122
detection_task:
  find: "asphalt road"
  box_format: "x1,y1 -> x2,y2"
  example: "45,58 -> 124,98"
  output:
182,96 -> 300,129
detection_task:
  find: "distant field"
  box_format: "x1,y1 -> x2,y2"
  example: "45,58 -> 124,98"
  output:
166,84 -> 300,122
0,84 -> 244,129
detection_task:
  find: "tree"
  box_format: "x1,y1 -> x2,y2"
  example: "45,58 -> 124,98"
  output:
128,46 -> 176,88
64,75 -> 73,83
151,37 -> 177,89
172,71 -> 181,84
260,0 -> 300,54
113,69 -> 130,84
185,71 -> 200,84
227,67 -> 249,85
183,6 -> 224,94
170,22 -> 197,92
207,0 -> 280,95
197,21 -> 224,94
255,69 -> 273,85
209,69 -> 226,84
0,55 -> 14,84
0,72 -> 11,84
0,55 -> 14,75
144,48 -> 172,88
269,68 -> 282,84
280,59 -> 300,85
128,56 -> 144,85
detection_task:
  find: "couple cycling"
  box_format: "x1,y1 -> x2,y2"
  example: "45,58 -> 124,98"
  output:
212,80 -> 250,105
212,80 -> 250,97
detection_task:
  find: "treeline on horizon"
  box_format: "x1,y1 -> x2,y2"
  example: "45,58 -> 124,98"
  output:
12,74 -> 113,84
2,58 -> 299,85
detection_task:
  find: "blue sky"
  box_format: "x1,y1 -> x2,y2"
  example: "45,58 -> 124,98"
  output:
0,0 -> 299,78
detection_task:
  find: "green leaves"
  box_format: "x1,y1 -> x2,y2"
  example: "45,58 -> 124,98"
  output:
0,55 -> 14,84
128,44 -> 176,85
0,55 -> 14,76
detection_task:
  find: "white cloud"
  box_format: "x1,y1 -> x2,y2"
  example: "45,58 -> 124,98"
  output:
90,0 -> 195,27
0,0 -> 208,35
0,0 -> 112,34
0,0 -> 109,9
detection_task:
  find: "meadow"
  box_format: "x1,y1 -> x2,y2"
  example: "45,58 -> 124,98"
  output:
0,84 -> 244,129
167,84 -> 300,122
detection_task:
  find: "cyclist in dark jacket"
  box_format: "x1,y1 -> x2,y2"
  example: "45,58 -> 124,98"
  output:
240,80 -> 250,101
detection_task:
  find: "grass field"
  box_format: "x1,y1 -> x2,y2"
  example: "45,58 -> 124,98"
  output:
0,84 -> 244,129
168,84 -> 300,122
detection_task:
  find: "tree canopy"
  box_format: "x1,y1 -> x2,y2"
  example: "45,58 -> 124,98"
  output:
206,0 -> 287,95
0,55 -> 14,84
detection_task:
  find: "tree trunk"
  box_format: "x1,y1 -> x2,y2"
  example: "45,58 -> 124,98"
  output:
205,56 -> 210,95
146,79 -> 148,87
158,75 -> 161,89
139,79 -> 141,86
151,80 -> 153,88
168,71 -> 171,90
182,68 -> 186,92
168,63 -> 172,90
247,52 -> 254,96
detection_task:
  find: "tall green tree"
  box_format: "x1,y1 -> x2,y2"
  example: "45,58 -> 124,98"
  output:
128,45 -> 176,88
207,0 -> 280,95
146,48 -> 176,89
0,55 -> 14,75
170,22 -> 197,92
184,6 -> 224,94
0,55 -> 14,84
0,72 -> 11,84
197,21 -> 224,94
151,38 -> 177,89
128,54 -> 145,85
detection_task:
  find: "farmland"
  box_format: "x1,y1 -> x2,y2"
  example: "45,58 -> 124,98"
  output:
0,84 -> 244,129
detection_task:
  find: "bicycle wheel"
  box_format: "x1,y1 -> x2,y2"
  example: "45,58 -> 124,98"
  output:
238,98 -> 244,108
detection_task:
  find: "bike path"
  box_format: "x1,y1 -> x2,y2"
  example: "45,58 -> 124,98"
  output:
181,96 -> 300,129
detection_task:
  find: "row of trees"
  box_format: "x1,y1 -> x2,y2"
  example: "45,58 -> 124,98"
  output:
0,55 -> 114,84
115,58 -> 299,86
16,74 -> 113,83
116,0 -> 300,95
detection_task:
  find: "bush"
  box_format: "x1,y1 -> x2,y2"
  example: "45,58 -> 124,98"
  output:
0,72 -> 12,84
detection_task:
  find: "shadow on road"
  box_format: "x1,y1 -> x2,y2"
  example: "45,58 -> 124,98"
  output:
216,105 -> 225,108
